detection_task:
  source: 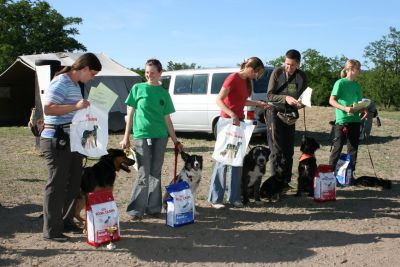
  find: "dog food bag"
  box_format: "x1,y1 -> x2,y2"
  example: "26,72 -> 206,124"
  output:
314,164 -> 336,202
335,153 -> 353,186
86,189 -> 120,247
166,181 -> 194,227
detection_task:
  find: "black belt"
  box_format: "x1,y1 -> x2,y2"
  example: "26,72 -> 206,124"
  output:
44,123 -> 71,129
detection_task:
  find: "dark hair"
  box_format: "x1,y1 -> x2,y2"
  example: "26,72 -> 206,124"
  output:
145,58 -> 163,72
56,53 -> 102,76
285,49 -> 301,63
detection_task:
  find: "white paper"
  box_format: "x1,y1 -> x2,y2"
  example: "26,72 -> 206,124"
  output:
88,82 -> 118,112
298,87 -> 313,107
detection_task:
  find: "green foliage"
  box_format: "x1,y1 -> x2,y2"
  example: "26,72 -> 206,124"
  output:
130,67 -> 145,80
266,56 -> 285,67
363,27 -> 400,109
166,61 -> 200,71
0,0 -> 86,72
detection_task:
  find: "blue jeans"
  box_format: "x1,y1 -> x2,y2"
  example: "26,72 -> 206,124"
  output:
126,138 -> 168,217
208,161 -> 242,204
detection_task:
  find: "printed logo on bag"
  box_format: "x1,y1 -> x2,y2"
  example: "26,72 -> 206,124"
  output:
81,125 -> 99,148
95,207 -> 116,216
220,142 -> 242,158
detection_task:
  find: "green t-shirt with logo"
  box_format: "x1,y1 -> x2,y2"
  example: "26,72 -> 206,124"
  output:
331,78 -> 362,124
125,82 -> 175,139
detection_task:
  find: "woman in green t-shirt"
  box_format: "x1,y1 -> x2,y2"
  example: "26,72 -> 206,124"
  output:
120,59 -> 183,220
328,59 -> 368,177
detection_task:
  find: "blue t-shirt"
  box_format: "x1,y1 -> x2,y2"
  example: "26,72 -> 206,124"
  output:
41,74 -> 82,138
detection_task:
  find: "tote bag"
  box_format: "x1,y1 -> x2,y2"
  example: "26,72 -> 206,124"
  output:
212,118 -> 255,166
70,105 -> 108,157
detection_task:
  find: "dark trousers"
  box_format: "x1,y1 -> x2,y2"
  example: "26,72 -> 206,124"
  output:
329,123 -> 361,171
266,110 -> 295,183
40,138 -> 83,238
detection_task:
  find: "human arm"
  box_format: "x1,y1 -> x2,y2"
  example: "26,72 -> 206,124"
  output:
245,99 -> 271,110
165,115 -> 183,152
43,99 -> 90,116
119,106 -> 134,149
329,95 -> 354,114
216,87 -> 240,125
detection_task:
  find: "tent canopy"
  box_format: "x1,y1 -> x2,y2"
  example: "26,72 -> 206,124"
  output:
0,52 -> 141,131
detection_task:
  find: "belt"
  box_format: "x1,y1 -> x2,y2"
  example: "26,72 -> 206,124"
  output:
44,123 -> 71,129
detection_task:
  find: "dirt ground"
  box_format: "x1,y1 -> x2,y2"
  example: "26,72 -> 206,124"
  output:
1,106 -> 399,266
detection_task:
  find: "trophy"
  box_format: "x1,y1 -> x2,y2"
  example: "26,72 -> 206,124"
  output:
106,226 -> 118,250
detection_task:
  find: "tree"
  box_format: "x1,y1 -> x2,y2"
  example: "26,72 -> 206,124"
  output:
363,27 -> 400,108
166,61 -> 200,71
266,56 -> 285,68
0,0 -> 86,72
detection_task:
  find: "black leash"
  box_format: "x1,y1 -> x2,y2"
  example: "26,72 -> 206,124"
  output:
363,132 -> 379,178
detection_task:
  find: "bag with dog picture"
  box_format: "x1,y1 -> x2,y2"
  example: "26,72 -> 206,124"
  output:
165,181 -> 195,227
314,164 -> 336,202
86,188 -> 120,247
212,117 -> 255,167
335,153 -> 353,186
70,105 -> 108,157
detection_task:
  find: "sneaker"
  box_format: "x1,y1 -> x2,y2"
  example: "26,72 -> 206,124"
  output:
232,201 -> 244,208
44,234 -> 70,242
130,215 -> 143,221
211,203 -> 225,209
63,220 -> 82,233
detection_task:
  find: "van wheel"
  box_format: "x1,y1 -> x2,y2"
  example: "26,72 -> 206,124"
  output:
35,59 -> 61,66
212,120 -> 219,140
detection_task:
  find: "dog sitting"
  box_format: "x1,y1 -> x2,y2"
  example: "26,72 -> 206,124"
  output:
163,151 -> 203,213
296,136 -> 320,197
353,176 -> 392,189
74,148 -> 135,224
241,146 -> 270,205
260,154 -> 287,202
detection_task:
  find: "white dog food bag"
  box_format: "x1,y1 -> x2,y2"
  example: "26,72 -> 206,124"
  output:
165,181 -> 194,227
314,164 -> 336,202
86,189 -> 120,247
335,153 -> 353,186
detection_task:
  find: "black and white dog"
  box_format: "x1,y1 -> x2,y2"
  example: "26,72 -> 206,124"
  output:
296,136 -> 320,197
241,146 -> 271,205
163,151 -> 203,212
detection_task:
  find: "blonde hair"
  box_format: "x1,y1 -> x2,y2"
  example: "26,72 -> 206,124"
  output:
341,59 -> 361,78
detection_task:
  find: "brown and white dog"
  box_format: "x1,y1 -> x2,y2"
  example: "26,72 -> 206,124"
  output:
74,149 -> 135,224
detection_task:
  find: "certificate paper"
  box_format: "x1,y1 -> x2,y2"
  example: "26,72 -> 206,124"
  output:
88,82 -> 118,112
298,87 -> 313,107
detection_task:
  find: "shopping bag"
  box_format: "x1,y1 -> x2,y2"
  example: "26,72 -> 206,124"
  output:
314,164 -> 336,202
70,105 -> 108,157
86,189 -> 120,247
212,118 -> 255,166
335,153 -> 353,186
165,181 -> 194,227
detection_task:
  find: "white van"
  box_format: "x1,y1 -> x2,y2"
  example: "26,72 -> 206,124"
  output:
160,67 -> 273,137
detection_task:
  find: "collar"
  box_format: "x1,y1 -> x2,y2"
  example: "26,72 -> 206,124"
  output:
299,153 -> 314,162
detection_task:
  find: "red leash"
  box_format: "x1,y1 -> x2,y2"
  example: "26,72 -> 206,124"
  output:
173,142 -> 181,184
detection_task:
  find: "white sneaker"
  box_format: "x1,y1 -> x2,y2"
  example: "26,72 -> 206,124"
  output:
211,203 -> 225,209
232,201 -> 244,208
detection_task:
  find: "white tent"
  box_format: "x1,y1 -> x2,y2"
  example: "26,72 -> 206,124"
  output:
0,52 -> 142,131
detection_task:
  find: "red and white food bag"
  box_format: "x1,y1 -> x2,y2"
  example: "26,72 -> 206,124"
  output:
86,189 -> 120,247
314,164 -> 336,202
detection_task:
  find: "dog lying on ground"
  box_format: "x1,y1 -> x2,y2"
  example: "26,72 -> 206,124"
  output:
352,176 -> 392,189
241,146 -> 270,205
296,136 -> 320,197
74,148 -> 135,224
163,151 -> 203,213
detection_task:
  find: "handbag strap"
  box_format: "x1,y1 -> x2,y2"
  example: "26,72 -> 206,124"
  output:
271,70 -> 297,95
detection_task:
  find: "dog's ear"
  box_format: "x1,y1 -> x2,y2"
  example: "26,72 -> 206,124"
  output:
180,151 -> 189,161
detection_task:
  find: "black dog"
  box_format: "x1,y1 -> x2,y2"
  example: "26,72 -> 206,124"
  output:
241,146 -> 270,205
260,154 -> 287,201
296,136 -> 320,197
353,176 -> 392,189
74,148 -> 135,223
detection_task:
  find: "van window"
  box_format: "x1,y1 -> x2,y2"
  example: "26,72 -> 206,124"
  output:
160,75 -> 171,91
174,74 -> 208,94
253,68 -> 273,93
192,74 -> 208,94
211,72 -> 231,94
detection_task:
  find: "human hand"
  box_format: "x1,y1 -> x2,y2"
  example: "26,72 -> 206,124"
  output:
360,110 -> 368,120
256,100 -> 271,110
231,114 -> 240,126
174,141 -> 184,153
75,99 -> 90,110
119,138 -> 130,149
285,96 -> 299,106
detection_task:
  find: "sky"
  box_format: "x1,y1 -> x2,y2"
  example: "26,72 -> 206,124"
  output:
45,0 -> 399,69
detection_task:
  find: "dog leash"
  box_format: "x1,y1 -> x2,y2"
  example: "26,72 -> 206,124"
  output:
173,142 -> 181,184
363,132 -> 379,178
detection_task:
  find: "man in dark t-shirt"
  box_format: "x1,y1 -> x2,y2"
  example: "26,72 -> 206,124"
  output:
266,49 -> 308,192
